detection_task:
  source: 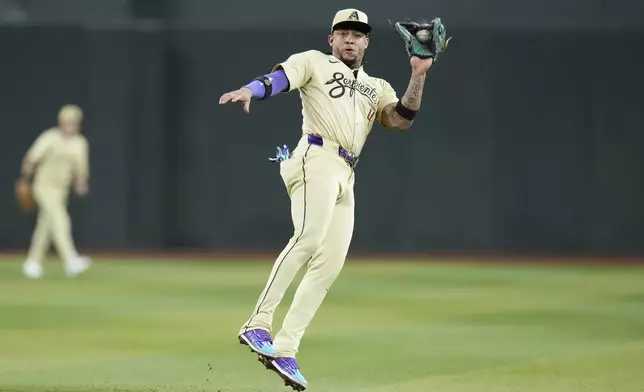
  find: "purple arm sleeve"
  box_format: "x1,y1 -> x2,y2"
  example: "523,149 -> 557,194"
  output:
243,69 -> 290,99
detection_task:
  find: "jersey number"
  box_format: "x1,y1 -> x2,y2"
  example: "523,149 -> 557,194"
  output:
367,109 -> 376,122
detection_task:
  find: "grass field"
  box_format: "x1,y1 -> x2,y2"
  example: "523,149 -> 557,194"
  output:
0,257 -> 643,392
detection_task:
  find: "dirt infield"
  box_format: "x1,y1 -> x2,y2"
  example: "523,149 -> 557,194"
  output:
1,249 -> 643,266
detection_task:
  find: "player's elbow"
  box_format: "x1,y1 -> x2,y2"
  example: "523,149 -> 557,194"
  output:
398,121 -> 413,132
388,120 -> 413,133
382,110 -> 414,132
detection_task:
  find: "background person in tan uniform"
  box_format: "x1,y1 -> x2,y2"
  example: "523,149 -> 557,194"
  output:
219,8 -> 437,390
20,104 -> 92,279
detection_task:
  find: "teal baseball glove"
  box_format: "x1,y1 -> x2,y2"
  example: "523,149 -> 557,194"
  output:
393,18 -> 451,61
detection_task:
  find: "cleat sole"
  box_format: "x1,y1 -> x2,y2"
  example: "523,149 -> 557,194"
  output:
267,360 -> 307,391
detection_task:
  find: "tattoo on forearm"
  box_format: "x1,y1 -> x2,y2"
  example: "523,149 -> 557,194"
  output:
391,73 -> 426,123
401,73 -> 425,110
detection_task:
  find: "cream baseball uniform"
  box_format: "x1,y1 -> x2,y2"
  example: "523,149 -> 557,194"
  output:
26,128 -> 89,263
241,48 -> 399,357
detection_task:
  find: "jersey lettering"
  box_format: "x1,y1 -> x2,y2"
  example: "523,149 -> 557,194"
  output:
324,72 -> 379,107
276,51 -> 399,155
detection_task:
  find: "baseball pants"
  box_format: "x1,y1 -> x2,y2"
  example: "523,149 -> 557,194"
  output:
27,185 -> 79,262
241,135 -> 355,357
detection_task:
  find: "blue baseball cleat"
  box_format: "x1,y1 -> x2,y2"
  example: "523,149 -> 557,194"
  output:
267,357 -> 308,391
238,329 -> 277,359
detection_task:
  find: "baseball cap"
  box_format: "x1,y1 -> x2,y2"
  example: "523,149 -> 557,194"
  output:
58,104 -> 83,122
331,8 -> 371,35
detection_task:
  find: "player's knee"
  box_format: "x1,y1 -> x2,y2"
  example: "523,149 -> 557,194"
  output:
309,256 -> 345,281
293,234 -> 324,258
325,262 -> 345,281
310,264 -> 344,295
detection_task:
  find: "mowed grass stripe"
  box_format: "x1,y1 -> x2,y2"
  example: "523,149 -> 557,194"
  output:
0,258 -> 642,392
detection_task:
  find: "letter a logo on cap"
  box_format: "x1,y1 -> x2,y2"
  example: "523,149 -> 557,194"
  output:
349,11 -> 359,20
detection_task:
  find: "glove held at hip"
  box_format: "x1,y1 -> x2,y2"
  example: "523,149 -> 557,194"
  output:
15,179 -> 36,212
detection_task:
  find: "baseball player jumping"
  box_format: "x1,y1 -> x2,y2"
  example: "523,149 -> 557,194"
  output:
219,9 -> 449,391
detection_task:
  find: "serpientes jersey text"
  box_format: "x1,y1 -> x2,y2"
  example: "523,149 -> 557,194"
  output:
273,50 -> 398,156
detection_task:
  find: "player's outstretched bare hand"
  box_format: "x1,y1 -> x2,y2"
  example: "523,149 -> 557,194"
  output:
219,87 -> 253,114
